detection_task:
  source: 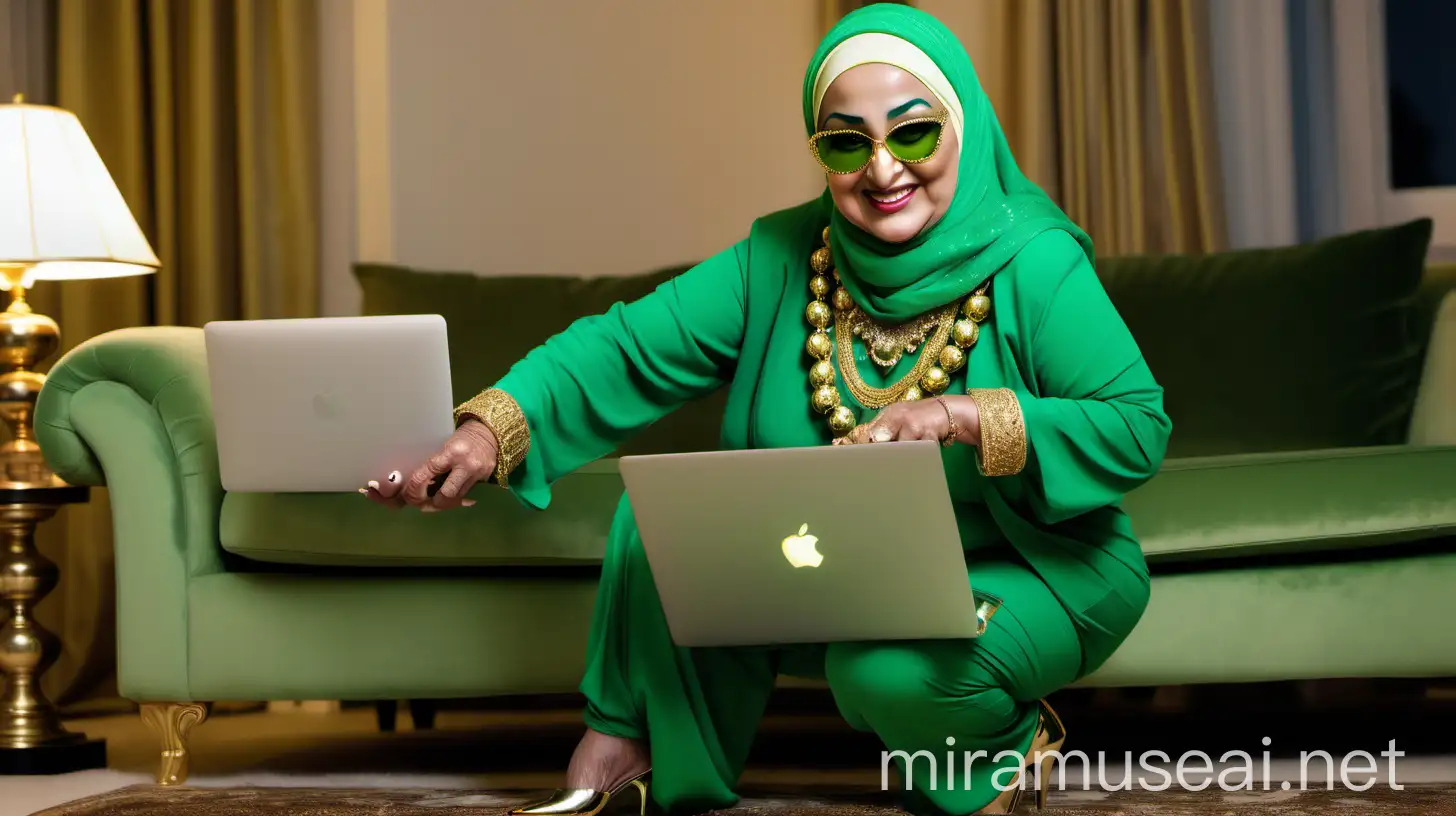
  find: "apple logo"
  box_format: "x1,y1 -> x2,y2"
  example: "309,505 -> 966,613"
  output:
781,523 -> 823,568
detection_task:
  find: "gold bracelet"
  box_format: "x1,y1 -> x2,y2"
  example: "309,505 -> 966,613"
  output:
967,388 -> 1026,476
454,388 -> 530,489
934,397 -> 959,448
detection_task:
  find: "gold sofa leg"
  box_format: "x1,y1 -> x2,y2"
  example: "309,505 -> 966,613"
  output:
139,702 -> 211,785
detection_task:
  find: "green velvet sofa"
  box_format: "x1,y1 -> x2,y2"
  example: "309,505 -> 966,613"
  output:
35,219 -> 1456,784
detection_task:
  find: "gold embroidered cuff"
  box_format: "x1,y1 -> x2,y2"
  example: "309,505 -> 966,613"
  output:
968,387 -> 1027,477
454,388 -> 530,489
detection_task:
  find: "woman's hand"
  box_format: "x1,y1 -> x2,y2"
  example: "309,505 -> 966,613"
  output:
839,395 -> 980,447
363,419 -> 500,511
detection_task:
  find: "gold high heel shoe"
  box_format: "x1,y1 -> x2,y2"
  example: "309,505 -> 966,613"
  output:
507,768 -> 651,816
979,698 -> 1067,814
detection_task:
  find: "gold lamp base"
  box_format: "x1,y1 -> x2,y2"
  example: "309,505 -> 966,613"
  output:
0,264 -> 66,490
0,262 -> 105,773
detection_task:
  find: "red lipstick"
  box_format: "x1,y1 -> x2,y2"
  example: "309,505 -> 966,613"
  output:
864,184 -> 917,214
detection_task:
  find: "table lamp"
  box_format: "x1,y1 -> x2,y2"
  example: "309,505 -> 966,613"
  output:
0,93 -> 158,774
0,93 -> 160,487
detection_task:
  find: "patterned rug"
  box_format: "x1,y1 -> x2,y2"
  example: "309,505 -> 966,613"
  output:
27,784 -> 1456,815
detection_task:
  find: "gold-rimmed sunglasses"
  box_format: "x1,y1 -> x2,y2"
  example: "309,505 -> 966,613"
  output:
808,111 -> 948,174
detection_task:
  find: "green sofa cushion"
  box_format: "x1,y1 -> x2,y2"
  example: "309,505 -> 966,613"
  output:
1094,219 -> 1434,457
182,549 -> 1456,697
354,262 -> 725,457
1122,444 -> 1456,563
219,460 -> 624,567
221,445 -> 1456,568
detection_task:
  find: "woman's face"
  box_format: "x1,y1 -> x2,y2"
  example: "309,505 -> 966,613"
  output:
816,63 -> 959,244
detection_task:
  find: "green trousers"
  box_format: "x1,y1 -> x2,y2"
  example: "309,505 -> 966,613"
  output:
578,499 -> 1148,816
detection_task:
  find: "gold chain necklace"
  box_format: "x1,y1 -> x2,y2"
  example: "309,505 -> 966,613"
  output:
804,226 -> 991,439
836,302 -> 957,407
845,304 -> 949,369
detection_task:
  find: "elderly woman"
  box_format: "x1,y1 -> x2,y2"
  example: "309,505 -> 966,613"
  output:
367,5 -> 1169,815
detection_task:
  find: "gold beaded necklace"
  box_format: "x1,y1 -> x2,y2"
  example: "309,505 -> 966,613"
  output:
805,226 -> 991,440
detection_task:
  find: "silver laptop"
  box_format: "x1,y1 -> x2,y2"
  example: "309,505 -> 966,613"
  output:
619,440 -> 979,647
204,314 -> 455,492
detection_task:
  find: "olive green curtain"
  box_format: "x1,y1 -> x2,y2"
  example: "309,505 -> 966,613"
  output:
920,0 -> 1228,256
33,0 -> 320,710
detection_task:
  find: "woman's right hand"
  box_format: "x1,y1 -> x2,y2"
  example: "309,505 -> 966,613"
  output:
364,419 -> 500,511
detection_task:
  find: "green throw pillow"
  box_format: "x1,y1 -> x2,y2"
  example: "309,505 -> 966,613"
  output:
1096,218 -> 1434,457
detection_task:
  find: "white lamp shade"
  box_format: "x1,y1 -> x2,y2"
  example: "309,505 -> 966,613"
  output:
0,99 -> 159,282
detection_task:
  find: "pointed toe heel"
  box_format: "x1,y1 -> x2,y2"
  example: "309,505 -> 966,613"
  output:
1031,698 -> 1066,810
978,698 -> 1066,814
508,769 -> 651,816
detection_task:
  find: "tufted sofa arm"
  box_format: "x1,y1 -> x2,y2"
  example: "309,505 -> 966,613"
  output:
35,326 -> 225,699
39,328 -> 213,478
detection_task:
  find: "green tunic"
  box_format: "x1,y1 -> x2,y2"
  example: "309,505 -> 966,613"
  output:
491,199 -> 1168,815
485,7 -> 1170,814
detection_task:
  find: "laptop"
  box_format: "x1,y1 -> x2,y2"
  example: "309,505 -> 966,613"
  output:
619,440 -> 979,647
203,314 -> 455,492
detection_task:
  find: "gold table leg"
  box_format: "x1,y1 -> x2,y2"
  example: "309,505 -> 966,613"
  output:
0,490 -> 106,774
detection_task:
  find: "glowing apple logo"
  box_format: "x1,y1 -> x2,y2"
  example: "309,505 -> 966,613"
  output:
781,523 -> 823,568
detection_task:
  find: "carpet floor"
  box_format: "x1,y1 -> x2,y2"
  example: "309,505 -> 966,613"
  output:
13,687 -> 1456,815
29,782 -> 1456,815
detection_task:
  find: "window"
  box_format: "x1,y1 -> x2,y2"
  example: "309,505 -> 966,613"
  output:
1384,0 -> 1456,189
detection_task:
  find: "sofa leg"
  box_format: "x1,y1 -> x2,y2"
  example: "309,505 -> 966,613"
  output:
377,700 -> 398,732
409,700 -> 437,730
139,702 -> 212,786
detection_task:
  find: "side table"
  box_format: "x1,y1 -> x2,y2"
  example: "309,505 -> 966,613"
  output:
0,483 -> 107,774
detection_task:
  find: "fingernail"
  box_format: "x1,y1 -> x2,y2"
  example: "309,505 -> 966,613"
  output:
462,499 -> 476,507
367,480 -> 379,490
358,488 -> 369,495
421,506 -> 437,513
873,429 -> 892,443
388,471 -> 401,483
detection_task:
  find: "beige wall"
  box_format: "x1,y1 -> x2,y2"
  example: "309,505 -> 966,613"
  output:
321,0 -> 825,316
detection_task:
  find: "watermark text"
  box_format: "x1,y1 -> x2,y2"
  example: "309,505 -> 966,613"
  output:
880,737 -> 1405,793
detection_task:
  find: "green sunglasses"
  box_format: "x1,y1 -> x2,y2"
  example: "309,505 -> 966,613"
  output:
808,112 -> 948,174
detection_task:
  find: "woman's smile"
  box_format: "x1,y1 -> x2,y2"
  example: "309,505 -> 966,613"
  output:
864,183 -> 918,213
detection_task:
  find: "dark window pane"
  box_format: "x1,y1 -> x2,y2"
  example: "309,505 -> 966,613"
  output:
1385,0 -> 1456,189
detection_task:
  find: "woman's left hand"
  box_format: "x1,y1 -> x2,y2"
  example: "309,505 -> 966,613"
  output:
839,395 -> 979,447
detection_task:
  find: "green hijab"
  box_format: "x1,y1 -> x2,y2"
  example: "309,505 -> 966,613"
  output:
803,4 -> 1093,324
